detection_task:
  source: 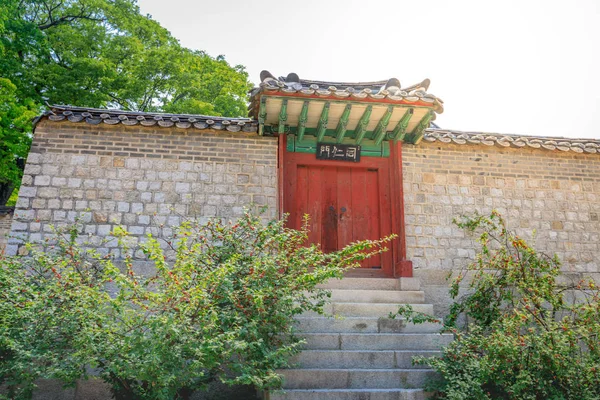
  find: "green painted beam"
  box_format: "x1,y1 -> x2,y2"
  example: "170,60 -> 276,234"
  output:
278,98 -> 288,134
258,97 -> 267,136
289,134 -> 389,157
406,110 -> 434,145
354,105 -> 373,145
297,101 -> 309,142
316,102 -> 330,142
391,108 -> 414,142
335,104 -> 352,143
373,105 -> 394,146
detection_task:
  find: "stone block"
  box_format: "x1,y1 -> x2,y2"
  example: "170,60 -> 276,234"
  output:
34,175 -> 51,186
175,182 -> 191,193
38,187 -> 59,198
68,178 -> 82,188
19,186 -> 37,197
32,198 -> 46,209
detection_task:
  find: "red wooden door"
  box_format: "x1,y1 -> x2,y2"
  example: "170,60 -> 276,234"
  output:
283,152 -> 393,274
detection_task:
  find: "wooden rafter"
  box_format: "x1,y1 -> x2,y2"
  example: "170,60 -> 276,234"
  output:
278,98 -> 288,134
335,104 -> 352,143
373,105 -> 394,146
406,110 -> 434,144
258,97 -> 267,136
391,108 -> 414,142
354,105 -> 373,145
297,101 -> 309,142
316,102 -> 330,142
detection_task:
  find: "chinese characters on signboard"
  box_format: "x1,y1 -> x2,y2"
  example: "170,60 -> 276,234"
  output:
316,143 -> 361,162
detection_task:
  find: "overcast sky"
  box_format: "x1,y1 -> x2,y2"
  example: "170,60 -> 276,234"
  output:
138,0 -> 600,139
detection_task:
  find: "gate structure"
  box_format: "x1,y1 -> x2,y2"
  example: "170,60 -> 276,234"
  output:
250,71 -> 445,277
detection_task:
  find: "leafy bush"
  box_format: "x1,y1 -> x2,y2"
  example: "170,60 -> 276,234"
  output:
411,211 -> 600,399
0,210 -> 393,399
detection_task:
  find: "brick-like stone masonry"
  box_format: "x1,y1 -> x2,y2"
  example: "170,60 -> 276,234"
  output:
7,120 -> 278,257
0,209 -> 15,252
403,142 -> 600,316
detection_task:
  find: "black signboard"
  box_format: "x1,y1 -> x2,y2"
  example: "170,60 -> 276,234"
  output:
316,143 -> 361,162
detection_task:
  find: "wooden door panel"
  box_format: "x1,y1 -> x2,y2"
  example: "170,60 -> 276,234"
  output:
336,167 -> 353,250
294,166 -> 308,234
283,152 -> 396,276
306,166 -> 323,245
321,167 -> 338,253
364,169 -> 382,268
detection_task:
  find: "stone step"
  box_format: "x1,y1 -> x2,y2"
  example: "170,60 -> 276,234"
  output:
300,333 -> 454,351
332,303 -> 433,318
303,303 -> 434,318
279,368 -> 438,389
295,317 -> 442,334
319,277 -> 420,291
290,350 -> 441,369
269,388 -> 430,400
329,290 -> 425,304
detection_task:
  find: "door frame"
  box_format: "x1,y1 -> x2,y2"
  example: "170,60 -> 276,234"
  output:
277,135 -> 413,277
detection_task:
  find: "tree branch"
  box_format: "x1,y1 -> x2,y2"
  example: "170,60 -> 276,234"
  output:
38,14 -> 105,30
37,3 -> 105,30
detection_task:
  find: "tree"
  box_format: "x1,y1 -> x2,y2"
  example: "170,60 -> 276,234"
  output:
0,79 -> 37,205
0,0 -> 252,204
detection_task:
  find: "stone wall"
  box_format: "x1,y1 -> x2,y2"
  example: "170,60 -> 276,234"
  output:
7,120 -> 278,256
402,141 -> 600,316
0,207 -> 15,252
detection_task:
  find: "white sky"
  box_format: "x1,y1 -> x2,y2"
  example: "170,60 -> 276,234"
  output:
138,0 -> 600,139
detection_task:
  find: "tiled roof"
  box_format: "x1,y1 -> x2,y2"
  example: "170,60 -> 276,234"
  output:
423,129 -> 600,154
250,71 -> 444,114
40,105 -> 259,133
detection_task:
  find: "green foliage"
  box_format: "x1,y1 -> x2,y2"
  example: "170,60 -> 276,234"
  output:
412,211 -> 600,399
0,0 -> 252,203
2,0 -> 251,116
5,188 -> 18,207
0,78 -> 39,195
0,211 -> 393,399
389,304 -> 441,325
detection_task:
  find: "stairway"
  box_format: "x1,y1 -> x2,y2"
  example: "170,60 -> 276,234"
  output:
268,277 -> 452,400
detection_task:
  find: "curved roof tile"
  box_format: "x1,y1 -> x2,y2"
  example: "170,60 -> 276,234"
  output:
250,71 -> 444,114
39,105 -> 259,133
423,129 -> 600,154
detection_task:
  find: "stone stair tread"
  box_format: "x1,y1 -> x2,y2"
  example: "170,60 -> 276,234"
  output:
301,303 -> 434,318
300,332 -> 453,350
328,289 -> 425,304
319,277 -> 420,291
275,388 -> 427,392
295,349 -> 442,355
279,368 -> 438,389
290,349 -> 440,369
282,368 -> 435,371
300,332 -> 451,336
294,316 -> 442,334
269,388 -> 430,400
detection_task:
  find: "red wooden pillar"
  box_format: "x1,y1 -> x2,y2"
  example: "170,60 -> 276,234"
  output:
389,141 -> 413,277
277,134 -> 286,219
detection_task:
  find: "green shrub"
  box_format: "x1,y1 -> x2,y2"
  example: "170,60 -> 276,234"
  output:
411,211 -> 600,399
0,210 -> 393,399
